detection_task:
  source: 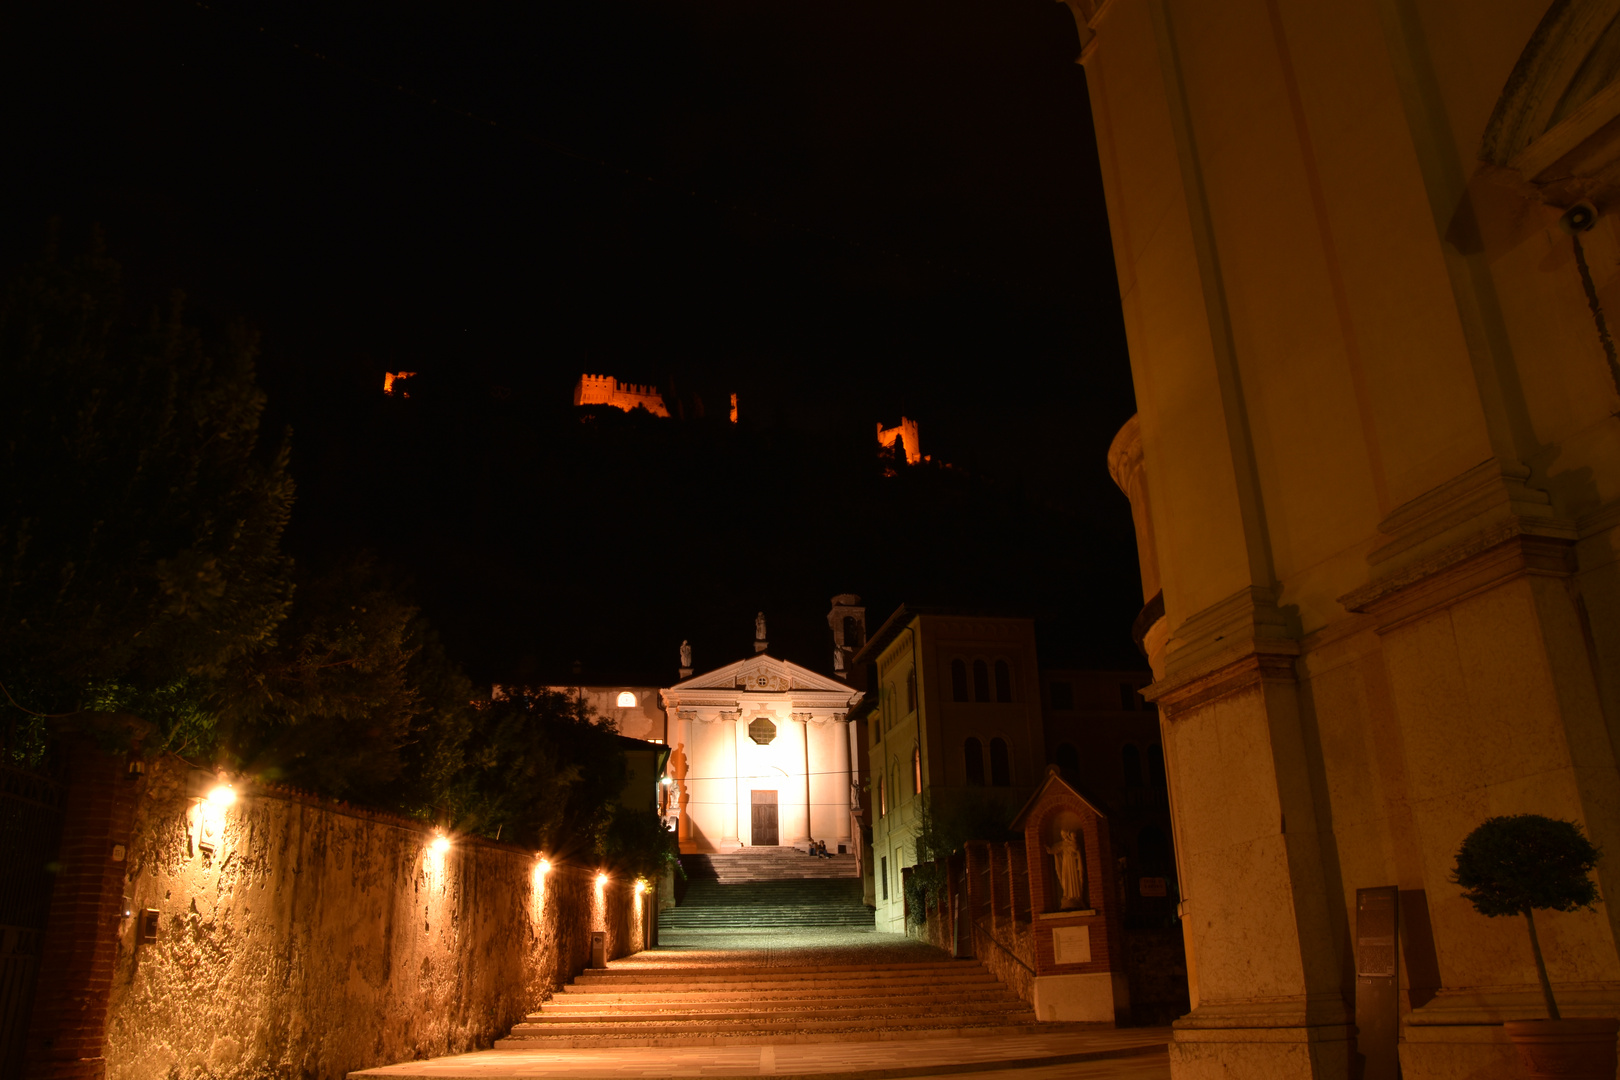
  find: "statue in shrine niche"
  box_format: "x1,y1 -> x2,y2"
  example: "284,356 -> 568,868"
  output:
1047,829 -> 1089,909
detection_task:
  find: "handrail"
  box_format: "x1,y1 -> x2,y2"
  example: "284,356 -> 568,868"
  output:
973,917 -> 1035,975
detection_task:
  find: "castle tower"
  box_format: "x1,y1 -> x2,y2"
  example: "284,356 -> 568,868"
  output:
827,594 -> 865,675
875,418 -> 921,465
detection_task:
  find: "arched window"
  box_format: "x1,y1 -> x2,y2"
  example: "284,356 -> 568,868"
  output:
912,746 -> 922,794
1123,744 -> 1143,787
1137,826 -> 1172,875
964,738 -> 985,786
990,738 -> 1011,786
951,660 -> 968,702
994,660 -> 1012,702
1147,743 -> 1166,788
972,660 -> 990,702
1053,742 -> 1080,786
906,669 -> 917,713
616,691 -> 637,708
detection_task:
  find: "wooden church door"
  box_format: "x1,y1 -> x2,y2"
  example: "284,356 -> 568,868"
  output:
750,790 -> 779,846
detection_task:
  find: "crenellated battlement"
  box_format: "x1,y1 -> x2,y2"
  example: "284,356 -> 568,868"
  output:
573,373 -> 671,417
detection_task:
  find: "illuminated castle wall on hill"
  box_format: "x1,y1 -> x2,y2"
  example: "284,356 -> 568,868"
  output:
573,374 -> 671,417
876,417 -> 922,465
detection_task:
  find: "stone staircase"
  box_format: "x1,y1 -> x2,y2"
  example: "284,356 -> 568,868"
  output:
496,959 -> 1049,1048
661,878 -> 874,930
682,847 -> 859,883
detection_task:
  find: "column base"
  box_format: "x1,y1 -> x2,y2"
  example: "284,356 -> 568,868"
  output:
1170,999 -> 1353,1080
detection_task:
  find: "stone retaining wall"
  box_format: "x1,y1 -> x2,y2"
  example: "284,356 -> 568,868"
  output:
101,758 -> 643,1080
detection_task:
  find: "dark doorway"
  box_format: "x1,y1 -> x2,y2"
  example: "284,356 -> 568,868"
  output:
750,790 -> 779,846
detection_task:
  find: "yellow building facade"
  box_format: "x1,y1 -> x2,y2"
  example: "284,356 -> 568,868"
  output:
1080,0 -> 1620,1076
857,608 -> 1046,933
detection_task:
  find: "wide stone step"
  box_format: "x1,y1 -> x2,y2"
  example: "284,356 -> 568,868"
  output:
494,1020 -> 1059,1049
540,988 -> 1015,1011
504,1009 -> 1039,1038
567,969 -> 996,989
533,998 -> 1029,1022
580,960 -> 968,978
563,979 -> 997,998
680,853 -> 861,883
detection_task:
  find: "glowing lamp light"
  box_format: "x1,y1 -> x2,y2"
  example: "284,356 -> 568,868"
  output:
616,691 -> 637,708
596,872 -> 608,887
634,879 -> 647,894
538,858 -> 551,874
430,834 -> 451,855
660,776 -> 674,786
207,784 -> 236,808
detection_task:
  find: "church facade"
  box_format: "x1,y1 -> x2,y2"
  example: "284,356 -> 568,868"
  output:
661,654 -> 865,854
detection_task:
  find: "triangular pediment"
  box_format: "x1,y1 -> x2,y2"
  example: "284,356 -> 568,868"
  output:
668,654 -> 854,695
1011,765 -> 1111,829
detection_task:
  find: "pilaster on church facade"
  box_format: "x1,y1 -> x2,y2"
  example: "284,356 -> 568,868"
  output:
660,654 -> 862,855
1090,0 -> 1620,1075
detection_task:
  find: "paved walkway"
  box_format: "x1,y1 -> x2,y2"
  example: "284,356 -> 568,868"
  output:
350,929 -> 1170,1080
351,1029 -> 1170,1079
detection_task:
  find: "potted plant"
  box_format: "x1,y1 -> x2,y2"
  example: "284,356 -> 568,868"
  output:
1452,814 -> 1613,1079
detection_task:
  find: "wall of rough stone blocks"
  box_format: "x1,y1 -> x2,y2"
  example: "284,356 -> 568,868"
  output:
101,758 -> 643,1080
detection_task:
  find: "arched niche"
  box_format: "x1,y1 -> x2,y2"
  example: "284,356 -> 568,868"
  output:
1483,0 -> 1620,205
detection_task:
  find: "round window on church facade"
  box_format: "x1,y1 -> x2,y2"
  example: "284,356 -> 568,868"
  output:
748,717 -> 777,745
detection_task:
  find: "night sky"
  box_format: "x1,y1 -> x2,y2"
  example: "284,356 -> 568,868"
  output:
3,1 -> 1143,685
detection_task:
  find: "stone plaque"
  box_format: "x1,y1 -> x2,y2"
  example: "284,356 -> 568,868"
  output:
1139,876 -> 1167,897
1052,925 -> 1091,965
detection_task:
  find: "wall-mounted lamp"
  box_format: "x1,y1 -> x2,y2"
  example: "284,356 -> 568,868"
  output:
207,783 -> 236,808
538,858 -> 551,874
596,872 -> 608,887
634,879 -> 647,894
660,776 -> 675,786
430,834 -> 451,855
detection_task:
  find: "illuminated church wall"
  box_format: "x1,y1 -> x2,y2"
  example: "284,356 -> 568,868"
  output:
662,655 -> 862,853
1080,0 -> 1620,1076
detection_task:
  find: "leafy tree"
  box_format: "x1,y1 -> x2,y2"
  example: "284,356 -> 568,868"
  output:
1452,814 -> 1602,1019
907,790 -> 1016,923
596,805 -> 679,881
439,687 -> 625,855
217,557 -> 427,800
0,233 -> 293,760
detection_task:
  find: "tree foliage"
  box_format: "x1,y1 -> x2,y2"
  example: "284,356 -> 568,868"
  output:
435,687 -> 626,855
907,789 -> 1017,924
597,805 -> 680,881
0,233 -> 293,755
0,237 -> 644,869
1452,814 -> 1602,918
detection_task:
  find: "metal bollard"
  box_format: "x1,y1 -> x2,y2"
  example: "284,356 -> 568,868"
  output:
590,930 -> 607,969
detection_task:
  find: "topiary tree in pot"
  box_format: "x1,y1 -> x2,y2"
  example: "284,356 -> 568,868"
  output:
1452,814 -> 1612,1079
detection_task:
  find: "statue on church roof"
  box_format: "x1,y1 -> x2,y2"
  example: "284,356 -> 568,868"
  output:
755,612 -> 767,641
680,639 -> 692,670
